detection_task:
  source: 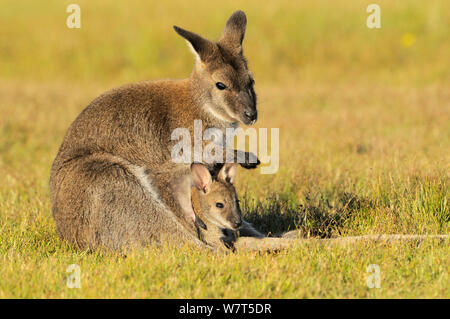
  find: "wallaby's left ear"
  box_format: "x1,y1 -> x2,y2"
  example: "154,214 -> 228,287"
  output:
191,163 -> 213,194
219,10 -> 247,52
173,25 -> 216,62
217,163 -> 237,185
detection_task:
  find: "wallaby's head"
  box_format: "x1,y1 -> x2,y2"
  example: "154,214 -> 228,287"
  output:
174,10 -> 257,125
191,163 -> 242,230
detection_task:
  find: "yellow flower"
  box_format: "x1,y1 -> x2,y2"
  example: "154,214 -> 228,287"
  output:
401,33 -> 416,47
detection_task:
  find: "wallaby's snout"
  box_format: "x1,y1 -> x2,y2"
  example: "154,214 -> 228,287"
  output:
238,80 -> 257,124
243,110 -> 257,125
242,98 -> 257,124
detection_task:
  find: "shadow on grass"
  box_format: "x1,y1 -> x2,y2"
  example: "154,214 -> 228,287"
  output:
241,190 -> 373,238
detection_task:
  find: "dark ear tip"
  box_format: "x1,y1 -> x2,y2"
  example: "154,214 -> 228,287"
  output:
173,25 -> 182,34
231,10 -> 247,23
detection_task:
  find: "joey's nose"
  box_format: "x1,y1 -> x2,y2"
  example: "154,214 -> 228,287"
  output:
244,110 -> 257,124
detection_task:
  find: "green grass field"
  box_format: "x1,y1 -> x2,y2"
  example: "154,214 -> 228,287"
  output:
0,0 -> 449,298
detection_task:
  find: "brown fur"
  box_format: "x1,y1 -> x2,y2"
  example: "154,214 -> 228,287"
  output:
50,11 -> 259,250
190,164 -> 241,250
190,163 -> 265,251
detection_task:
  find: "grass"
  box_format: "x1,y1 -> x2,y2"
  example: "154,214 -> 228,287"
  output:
0,0 -> 449,298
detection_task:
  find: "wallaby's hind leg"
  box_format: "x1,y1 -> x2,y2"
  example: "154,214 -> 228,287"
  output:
52,158 -> 203,250
51,159 -> 107,250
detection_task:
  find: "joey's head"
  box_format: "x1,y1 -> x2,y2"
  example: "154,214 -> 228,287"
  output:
191,163 -> 242,230
174,10 -> 257,125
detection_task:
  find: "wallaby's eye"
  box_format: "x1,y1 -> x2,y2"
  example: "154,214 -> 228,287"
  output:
215,82 -> 227,90
216,202 -> 224,209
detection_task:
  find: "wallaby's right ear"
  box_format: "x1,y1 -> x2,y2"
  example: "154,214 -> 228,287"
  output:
218,10 -> 247,54
191,163 -> 212,194
173,26 -> 215,62
217,163 -> 237,185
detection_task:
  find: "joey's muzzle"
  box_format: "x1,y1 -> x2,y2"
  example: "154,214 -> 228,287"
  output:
230,216 -> 242,229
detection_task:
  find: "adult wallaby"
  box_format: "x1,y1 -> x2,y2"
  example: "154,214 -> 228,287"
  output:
50,11 -> 259,250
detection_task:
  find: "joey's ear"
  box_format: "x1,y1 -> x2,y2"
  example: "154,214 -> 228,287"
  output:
217,163 -> 237,185
218,10 -> 247,52
191,163 -> 212,194
173,25 -> 216,62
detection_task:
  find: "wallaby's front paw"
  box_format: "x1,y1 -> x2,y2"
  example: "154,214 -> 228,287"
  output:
239,151 -> 260,169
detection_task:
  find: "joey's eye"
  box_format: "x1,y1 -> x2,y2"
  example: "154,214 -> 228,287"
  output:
216,82 -> 227,90
216,202 -> 224,209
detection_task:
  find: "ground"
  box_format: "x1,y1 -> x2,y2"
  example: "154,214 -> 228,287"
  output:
0,0 -> 448,298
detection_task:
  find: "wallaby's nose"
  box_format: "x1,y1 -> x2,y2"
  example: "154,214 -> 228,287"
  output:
244,110 -> 257,124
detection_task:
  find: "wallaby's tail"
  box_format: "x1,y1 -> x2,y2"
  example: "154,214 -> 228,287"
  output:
234,234 -> 450,252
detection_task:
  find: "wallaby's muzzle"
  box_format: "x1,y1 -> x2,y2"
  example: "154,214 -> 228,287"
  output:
244,109 -> 257,125
238,87 -> 257,125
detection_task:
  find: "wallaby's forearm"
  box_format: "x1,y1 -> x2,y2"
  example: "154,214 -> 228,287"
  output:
238,220 -> 265,238
225,149 -> 260,169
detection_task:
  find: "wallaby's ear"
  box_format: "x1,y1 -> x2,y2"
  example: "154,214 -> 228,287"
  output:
217,163 -> 237,185
173,25 -> 216,62
191,163 -> 212,194
219,10 -> 247,53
